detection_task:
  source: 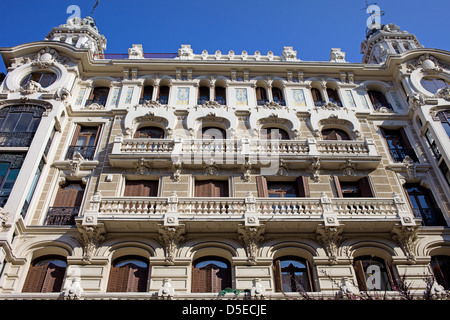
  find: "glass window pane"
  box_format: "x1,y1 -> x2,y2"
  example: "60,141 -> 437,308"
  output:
14,113 -> 33,132
0,168 -> 19,196
1,113 -> 20,132
0,162 -> 10,184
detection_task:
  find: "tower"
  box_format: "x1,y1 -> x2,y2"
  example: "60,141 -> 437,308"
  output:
44,16 -> 107,57
360,23 -> 421,64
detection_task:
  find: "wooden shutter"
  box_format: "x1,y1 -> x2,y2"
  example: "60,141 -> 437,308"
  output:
192,267 -> 207,292
22,264 -> 47,292
296,176 -> 310,197
124,180 -> 158,197
333,176 -> 343,198
195,180 -> 228,198
256,176 -> 269,197
353,260 -> 368,291
273,260 -> 282,292
41,263 -> 65,293
53,183 -> 85,207
311,88 -> 322,101
107,265 -> 131,292
359,177 -> 373,197
71,125 -> 100,147
384,260 -> 395,290
305,260 -> 314,292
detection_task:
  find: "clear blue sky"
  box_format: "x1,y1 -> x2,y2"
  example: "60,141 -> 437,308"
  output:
1,0 -> 449,74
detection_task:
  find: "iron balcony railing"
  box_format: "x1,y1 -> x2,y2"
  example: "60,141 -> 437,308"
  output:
139,97 -> 169,105
0,132 -> 35,148
44,207 -> 79,226
413,208 -> 447,227
388,148 -> 419,163
65,146 -> 97,161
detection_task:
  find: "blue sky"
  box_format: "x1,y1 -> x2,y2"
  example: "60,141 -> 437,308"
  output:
1,0 -> 449,74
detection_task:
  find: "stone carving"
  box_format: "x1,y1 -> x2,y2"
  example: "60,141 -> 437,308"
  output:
250,279 -> 266,299
402,156 -> 417,179
330,48 -> 347,63
434,87 -> 450,101
392,226 -> 418,264
282,46 -> 297,61
311,156 -> 321,183
19,80 -> 47,95
78,225 -> 105,263
0,208 -> 11,231
134,157 -> 151,175
238,225 -> 265,265
341,159 -> 357,176
128,44 -> 144,59
158,278 -> 175,299
316,226 -> 342,264
64,278 -> 84,300
158,225 -> 185,265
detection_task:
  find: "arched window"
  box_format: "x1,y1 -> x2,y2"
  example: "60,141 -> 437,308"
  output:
198,86 -> 210,104
215,86 -> 226,105
21,71 -> 56,88
191,257 -> 231,292
22,256 -> 67,293
158,86 -> 170,104
367,90 -> 392,110
140,86 -> 154,102
87,86 -> 110,106
107,256 -> 149,292
421,77 -> 450,94
256,87 -> 268,105
321,128 -> 350,141
201,127 -> 226,140
430,256 -> 450,290
134,126 -> 165,139
260,127 -> 290,140
0,105 -> 44,147
311,88 -> 324,106
272,87 -> 285,105
353,256 -> 395,291
273,256 -> 313,292
326,88 -> 342,106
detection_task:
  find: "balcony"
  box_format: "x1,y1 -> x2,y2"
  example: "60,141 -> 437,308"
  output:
388,148 -> 419,163
92,194 -> 413,233
85,98 -> 107,107
44,207 -> 79,226
0,132 -> 35,148
108,137 -> 382,171
65,146 -> 97,161
413,208 -> 447,227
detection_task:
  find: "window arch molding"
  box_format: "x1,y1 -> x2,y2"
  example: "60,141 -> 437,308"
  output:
409,58 -> 450,97
124,105 -> 175,139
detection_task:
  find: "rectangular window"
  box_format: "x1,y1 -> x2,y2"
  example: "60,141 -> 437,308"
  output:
194,180 -> 229,197
334,176 -> 373,198
124,180 -> 158,197
66,125 -> 100,160
256,176 -> 310,198
381,128 -> 418,162
45,183 -> 85,225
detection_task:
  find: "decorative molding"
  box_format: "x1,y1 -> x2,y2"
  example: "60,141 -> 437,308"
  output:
238,225 -> 265,265
392,226 -> 418,264
158,225 -> 185,265
316,225 -> 343,264
77,225 -> 105,263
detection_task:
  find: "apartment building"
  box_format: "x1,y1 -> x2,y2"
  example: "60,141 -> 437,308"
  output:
0,16 -> 448,299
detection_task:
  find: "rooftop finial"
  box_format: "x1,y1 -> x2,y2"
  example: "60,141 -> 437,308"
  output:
362,1 -> 385,38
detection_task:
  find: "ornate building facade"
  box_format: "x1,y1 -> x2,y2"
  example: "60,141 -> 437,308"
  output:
0,16 -> 448,299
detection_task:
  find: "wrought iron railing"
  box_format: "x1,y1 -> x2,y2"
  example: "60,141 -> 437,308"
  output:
413,208 -> 447,227
65,146 -> 97,160
388,148 -> 419,163
44,207 -> 79,226
0,132 -> 35,147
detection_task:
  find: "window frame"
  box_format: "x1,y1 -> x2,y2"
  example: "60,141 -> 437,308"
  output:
191,256 -> 232,293
353,256 -> 395,292
273,256 -> 314,293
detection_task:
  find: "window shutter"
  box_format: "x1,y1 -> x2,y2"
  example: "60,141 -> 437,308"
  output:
124,181 -> 158,197
53,184 -> 85,208
384,260 -> 395,290
195,180 -> 210,197
192,267 -> 207,292
333,176 -> 343,198
305,260 -> 314,292
256,176 -> 269,197
41,263 -> 65,293
353,260 -> 368,291
296,176 -> 310,197
273,260 -> 282,292
22,264 -> 47,292
107,266 -> 120,292
359,177 -> 373,197
399,128 -> 413,149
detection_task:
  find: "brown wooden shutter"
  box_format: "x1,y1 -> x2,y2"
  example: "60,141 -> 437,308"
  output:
192,267 -> 206,292
359,177 -> 373,197
41,263 -> 65,293
22,264 -> 47,292
195,180 -> 228,198
333,176 -> 343,198
124,180 -> 158,197
305,260 -> 314,292
384,260 -> 395,290
53,184 -> 85,207
195,180 -> 210,197
296,176 -> 310,197
273,260 -> 282,292
256,176 -> 269,197
353,260 -> 368,291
